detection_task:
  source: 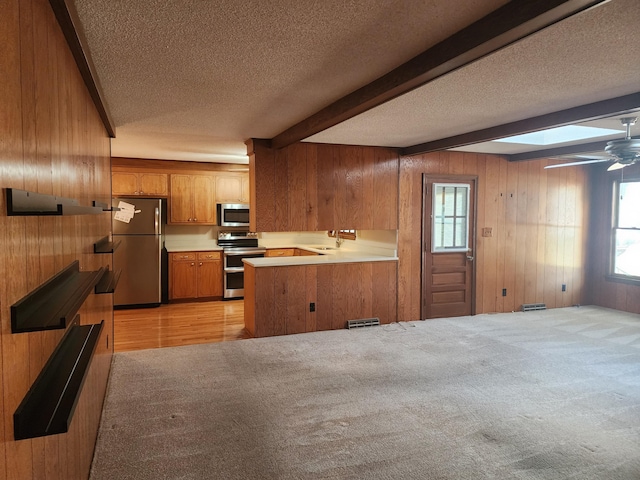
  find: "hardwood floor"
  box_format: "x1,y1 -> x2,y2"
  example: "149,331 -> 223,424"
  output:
113,300 -> 250,352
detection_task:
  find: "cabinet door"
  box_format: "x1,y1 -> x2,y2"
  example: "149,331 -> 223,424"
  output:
241,175 -> 250,203
215,174 -> 244,203
197,260 -> 222,297
112,172 -> 139,196
170,174 -> 192,223
139,173 -> 168,196
170,260 -> 197,299
192,175 -> 215,224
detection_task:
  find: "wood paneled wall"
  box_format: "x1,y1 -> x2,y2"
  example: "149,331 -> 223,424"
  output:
586,162 -> 640,314
398,152 -> 590,321
248,141 -> 399,232
0,0 -> 112,478
245,262 -> 397,337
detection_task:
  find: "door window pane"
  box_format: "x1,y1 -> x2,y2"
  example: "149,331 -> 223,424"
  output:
432,183 -> 470,252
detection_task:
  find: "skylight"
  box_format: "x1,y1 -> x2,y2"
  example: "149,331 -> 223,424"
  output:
493,125 -> 622,146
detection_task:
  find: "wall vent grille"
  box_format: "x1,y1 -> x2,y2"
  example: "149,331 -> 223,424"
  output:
522,303 -> 546,312
346,318 -> 380,329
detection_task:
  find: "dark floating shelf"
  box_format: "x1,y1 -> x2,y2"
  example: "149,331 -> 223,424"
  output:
93,236 -> 121,254
11,261 -> 104,333
6,188 -> 103,216
95,267 -> 121,294
14,317 -> 104,440
92,200 -> 120,212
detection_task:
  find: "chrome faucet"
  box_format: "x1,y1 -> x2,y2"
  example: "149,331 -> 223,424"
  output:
335,231 -> 343,248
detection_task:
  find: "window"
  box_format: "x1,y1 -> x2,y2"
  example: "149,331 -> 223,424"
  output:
612,180 -> 640,278
432,183 -> 470,253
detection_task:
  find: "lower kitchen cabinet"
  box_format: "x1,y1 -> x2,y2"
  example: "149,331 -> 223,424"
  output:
265,248 -> 295,257
169,251 -> 222,300
244,261 -> 398,337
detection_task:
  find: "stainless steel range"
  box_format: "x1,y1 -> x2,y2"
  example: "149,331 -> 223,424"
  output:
217,232 -> 265,299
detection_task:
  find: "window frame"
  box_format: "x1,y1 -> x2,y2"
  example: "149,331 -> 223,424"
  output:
608,177 -> 640,285
431,183 -> 471,253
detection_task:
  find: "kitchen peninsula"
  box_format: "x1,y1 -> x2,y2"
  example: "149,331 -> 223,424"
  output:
243,244 -> 398,338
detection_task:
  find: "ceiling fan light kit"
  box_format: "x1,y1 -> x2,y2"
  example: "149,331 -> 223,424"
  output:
544,117 -> 640,170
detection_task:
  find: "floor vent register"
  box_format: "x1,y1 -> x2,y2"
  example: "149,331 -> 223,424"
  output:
346,318 -> 381,329
521,303 -> 547,312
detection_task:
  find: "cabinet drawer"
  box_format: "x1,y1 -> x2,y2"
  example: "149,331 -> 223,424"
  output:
197,251 -> 221,261
265,248 -> 295,257
296,248 -> 320,256
171,252 -> 196,261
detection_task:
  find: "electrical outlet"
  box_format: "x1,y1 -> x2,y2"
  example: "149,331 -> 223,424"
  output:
502,288 -> 507,297
562,284 -> 566,292
482,227 -> 493,237
309,302 -> 315,312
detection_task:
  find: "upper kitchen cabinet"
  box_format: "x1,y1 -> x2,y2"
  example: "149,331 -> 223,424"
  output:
214,172 -> 249,204
247,140 -> 399,232
112,171 -> 168,197
170,174 -> 216,224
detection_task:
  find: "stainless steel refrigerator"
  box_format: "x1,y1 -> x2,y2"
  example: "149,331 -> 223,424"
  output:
112,198 -> 165,307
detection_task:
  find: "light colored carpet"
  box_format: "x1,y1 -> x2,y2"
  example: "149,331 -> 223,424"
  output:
90,306 -> 640,479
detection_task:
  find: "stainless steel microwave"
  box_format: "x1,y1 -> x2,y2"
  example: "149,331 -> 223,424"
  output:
217,203 -> 250,227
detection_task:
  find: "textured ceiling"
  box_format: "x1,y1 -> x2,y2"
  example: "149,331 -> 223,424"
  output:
306,0 -> 640,149
70,0 -> 639,163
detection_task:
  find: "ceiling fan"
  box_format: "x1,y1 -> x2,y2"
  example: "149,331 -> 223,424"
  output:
545,117 -> 640,170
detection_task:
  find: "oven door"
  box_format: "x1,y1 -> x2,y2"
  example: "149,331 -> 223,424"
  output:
223,250 -> 265,299
224,270 -> 245,299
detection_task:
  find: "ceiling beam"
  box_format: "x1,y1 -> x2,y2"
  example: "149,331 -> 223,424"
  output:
270,0 -> 607,150
507,140 -> 607,162
507,135 -> 640,162
402,92 -> 640,157
49,0 -> 115,137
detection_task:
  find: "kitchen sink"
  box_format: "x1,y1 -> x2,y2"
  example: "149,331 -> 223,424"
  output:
308,246 -> 336,251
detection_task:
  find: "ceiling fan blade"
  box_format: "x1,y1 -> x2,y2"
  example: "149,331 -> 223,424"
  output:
607,162 -> 626,171
544,158 -> 611,169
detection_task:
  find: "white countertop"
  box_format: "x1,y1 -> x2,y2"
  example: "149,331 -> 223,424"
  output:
165,243 -> 223,253
244,246 -> 398,267
165,243 -> 398,265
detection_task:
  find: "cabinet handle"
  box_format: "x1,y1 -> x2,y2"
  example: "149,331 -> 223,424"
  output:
140,191 -> 144,194
199,262 -> 203,266
190,262 -> 195,266
193,218 -> 197,222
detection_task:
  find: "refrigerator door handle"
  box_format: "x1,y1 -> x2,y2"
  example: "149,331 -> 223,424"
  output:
154,207 -> 160,235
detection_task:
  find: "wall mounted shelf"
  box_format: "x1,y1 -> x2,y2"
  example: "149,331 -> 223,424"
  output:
95,267 -> 121,294
92,200 -> 120,212
11,261 -> 104,333
13,317 -> 103,440
93,236 -> 120,254
6,188 -> 103,216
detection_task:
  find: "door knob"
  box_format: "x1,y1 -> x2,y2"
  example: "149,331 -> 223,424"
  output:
467,255 -> 474,261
